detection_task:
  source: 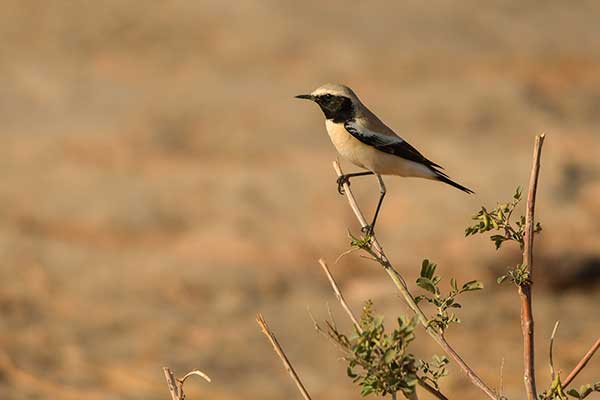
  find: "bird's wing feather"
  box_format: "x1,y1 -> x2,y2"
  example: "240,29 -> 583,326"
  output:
344,120 -> 443,169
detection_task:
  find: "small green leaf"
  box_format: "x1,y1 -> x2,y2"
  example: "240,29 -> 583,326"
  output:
416,277 -> 437,294
461,280 -> 484,292
384,349 -> 397,364
347,366 -> 357,378
514,186 -> 522,200
420,259 -> 436,279
497,275 -> 507,284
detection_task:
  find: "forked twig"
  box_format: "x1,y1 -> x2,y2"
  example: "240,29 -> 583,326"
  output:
563,337 -> 600,388
332,161 -> 499,400
256,314 -> 312,400
163,366 -> 211,400
519,133 -> 545,400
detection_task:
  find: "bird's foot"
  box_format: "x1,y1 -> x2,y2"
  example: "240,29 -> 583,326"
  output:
337,175 -> 350,195
361,224 -> 374,237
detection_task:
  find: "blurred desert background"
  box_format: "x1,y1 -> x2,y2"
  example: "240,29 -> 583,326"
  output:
1,1 -> 599,399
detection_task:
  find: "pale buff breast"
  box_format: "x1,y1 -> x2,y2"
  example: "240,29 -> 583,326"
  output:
324,120 -> 436,179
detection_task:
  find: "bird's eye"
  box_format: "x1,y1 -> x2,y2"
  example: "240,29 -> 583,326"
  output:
322,94 -> 332,101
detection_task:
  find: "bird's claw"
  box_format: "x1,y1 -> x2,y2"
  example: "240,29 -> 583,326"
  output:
361,225 -> 374,236
337,175 -> 350,195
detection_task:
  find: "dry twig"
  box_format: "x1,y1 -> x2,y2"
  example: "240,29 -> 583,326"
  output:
162,366 -> 211,400
563,336 -> 600,388
549,321 -> 560,380
519,133 -> 545,400
318,258 -> 362,331
332,160 -> 499,400
256,313 -> 312,400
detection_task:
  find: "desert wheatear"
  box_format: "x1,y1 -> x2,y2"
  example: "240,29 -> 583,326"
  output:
296,83 -> 473,235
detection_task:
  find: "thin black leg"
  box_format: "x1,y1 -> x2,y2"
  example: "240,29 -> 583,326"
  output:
363,174 -> 386,236
337,171 -> 374,194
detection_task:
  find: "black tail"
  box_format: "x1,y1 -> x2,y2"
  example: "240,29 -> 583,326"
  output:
435,173 -> 474,194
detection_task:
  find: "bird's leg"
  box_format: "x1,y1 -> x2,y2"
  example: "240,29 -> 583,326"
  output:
336,171 -> 374,195
362,174 -> 386,236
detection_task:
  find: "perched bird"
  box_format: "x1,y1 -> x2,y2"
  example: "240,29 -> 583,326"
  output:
295,83 -> 473,235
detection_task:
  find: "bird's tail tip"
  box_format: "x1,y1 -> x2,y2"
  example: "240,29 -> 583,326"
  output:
435,174 -> 474,194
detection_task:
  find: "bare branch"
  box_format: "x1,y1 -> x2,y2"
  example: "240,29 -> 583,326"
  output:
181,370 -> 211,384
332,160 -> 499,400
563,336 -> 600,388
163,367 -> 181,400
318,258 -> 362,332
417,378 -> 449,400
256,313 -> 312,400
549,321 -> 560,380
163,366 -> 211,400
499,357 -> 505,398
519,133 -> 545,400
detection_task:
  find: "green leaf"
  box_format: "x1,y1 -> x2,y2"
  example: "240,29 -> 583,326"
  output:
450,277 -> 458,293
420,259 -> 436,279
461,280 -> 484,292
514,186 -> 522,200
360,385 -> 374,396
384,349 -> 397,364
497,275 -> 508,284
347,366 -> 357,378
416,277 -> 437,294
567,388 -> 581,398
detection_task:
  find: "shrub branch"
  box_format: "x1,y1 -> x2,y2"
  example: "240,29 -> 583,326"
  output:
563,337 -> 600,388
520,133 -> 545,400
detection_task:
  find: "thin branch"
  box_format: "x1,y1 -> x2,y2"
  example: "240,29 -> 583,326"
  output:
549,321 -> 560,380
520,133 -> 545,400
499,357 -> 505,398
163,367 -> 182,400
332,161 -> 499,400
318,258 -> 362,332
256,313 -> 312,400
563,336 -> 600,388
417,378 -> 449,400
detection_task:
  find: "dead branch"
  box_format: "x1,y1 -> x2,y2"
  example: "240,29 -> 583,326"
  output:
549,321 -> 560,380
318,258 -> 362,332
162,366 -> 211,400
163,368 -> 182,400
563,336 -> 600,388
256,313 -> 312,400
332,160 -> 499,400
520,133 -> 545,400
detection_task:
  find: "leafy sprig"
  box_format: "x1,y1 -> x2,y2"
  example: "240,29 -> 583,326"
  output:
497,263 -> 531,286
414,260 -> 483,332
465,187 -> 541,251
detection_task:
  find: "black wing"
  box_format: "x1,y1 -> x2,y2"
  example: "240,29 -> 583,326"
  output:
344,120 -> 443,170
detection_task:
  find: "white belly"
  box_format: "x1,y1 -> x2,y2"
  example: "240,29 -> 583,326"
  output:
324,120 -> 436,179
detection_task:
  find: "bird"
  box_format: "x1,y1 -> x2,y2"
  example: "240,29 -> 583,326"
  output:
295,83 -> 473,235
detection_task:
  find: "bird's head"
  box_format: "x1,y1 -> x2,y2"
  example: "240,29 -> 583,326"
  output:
295,83 -> 359,122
